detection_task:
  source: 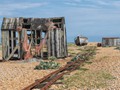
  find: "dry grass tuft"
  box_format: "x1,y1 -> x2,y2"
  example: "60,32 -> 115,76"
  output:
61,70 -> 115,89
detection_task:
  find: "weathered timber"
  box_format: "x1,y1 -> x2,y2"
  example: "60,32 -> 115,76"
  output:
55,28 -> 59,57
5,45 -> 19,60
47,30 -> 51,57
51,29 -> 55,56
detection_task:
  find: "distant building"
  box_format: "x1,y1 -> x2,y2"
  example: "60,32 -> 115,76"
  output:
102,37 -> 120,47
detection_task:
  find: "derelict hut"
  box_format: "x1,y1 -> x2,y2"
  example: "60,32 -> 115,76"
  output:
102,37 -> 120,47
1,17 -> 68,60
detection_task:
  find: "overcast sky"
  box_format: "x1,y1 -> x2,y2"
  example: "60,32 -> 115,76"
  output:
0,0 -> 120,42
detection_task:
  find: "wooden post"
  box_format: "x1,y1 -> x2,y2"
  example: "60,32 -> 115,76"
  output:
61,30 -> 64,57
50,30 -> 52,56
7,31 -> 10,58
11,31 -> 14,52
55,28 -> 60,58
5,46 -> 19,60
2,31 -> 6,59
47,30 -> 51,57
63,18 -> 68,57
35,30 -> 37,45
40,30 -> 43,58
51,29 -> 55,56
58,29 -> 61,57
18,31 -> 20,58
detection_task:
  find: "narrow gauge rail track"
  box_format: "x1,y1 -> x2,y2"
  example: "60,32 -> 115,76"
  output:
23,58 -> 85,90
23,46 -> 96,90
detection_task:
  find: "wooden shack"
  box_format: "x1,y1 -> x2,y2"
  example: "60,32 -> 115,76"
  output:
102,37 -> 120,47
1,17 -> 68,60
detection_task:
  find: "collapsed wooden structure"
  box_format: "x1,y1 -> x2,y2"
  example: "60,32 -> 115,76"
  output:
1,17 -> 68,60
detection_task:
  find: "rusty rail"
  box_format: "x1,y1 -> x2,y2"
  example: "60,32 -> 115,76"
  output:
23,46 -> 96,90
23,58 -> 85,90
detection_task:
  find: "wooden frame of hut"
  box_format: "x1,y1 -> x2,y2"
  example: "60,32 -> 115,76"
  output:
102,37 -> 120,47
1,17 -> 68,60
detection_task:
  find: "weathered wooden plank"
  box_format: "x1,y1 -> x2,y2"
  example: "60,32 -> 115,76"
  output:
2,30 -> 11,60
40,30 -> 43,58
52,29 -> 55,56
8,18 -> 13,29
59,29 -> 61,57
4,31 -> 8,59
7,31 -> 10,57
63,18 -> 68,57
15,17 -> 23,30
2,18 -> 15,30
5,45 -> 19,60
20,30 -> 25,59
2,18 -> 9,29
61,30 -> 64,57
17,31 -> 21,58
11,31 -> 14,52
47,30 -> 51,57
61,32 -> 63,57
55,28 -> 60,57
2,31 -> 6,59
34,30 -> 36,45
1,18 -> 5,29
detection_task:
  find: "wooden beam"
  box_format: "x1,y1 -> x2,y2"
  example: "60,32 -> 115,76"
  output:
11,31 -> 13,52
59,29 -> 62,57
7,31 -> 10,57
18,31 -> 20,58
5,45 -> 19,60
63,19 -> 68,57
47,30 -> 51,57
55,28 -> 60,58
40,30 -> 43,58
52,29 -> 55,56
2,31 -> 6,59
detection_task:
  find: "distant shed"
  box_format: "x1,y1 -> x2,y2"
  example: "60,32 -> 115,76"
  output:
102,37 -> 120,47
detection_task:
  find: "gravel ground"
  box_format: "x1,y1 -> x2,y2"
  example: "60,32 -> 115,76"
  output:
0,44 -> 120,90
50,45 -> 120,90
88,47 -> 120,89
83,47 -> 120,89
0,57 -> 70,90
0,62 -> 54,90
